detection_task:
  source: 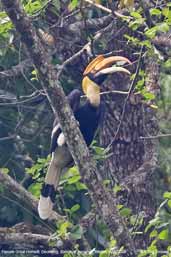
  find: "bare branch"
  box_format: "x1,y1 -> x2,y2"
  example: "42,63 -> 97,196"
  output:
0,223 -> 73,251
0,170 -> 63,222
84,0 -> 132,19
0,232 -> 51,248
140,133 -> 171,139
0,59 -> 32,79
56,19 -> 117,82
66,14 -> 113,33
0,16 -> 113,80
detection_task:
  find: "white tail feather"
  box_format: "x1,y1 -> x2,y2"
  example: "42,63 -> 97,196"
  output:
38,196 -> 53,220
38,146 -> 72,219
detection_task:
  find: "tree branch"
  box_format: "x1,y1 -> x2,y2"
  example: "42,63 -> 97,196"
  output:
0,232 -> 51,248
0,223 -> 74,251
1,0 -> 136,254
0,170 -> 63,221
0,59 -> 32,79
84,0 -> 132,19
0,17 -> 113,80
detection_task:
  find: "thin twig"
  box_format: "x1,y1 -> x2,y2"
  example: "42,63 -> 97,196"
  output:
81,90 -> 129,98
0,59 -> 32,79
140,134 -> 171,140
0,92 -> 45,106
101,90 -> 129,96
84,0 -> 132,20
56,21 -> 115,82
85,0 -> 112,13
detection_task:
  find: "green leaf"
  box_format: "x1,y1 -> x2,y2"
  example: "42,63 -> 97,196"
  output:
165,8 -> 171,24
94,146 -> 105,155
163,191 -> 171,199
0,13 -> 13,35
52,0 -> 61,10
70,225 -> 83,240
129,21 -> 141,30
109,239 -> 117,248
130,213 -> 144,226
64,184 -> 76,194
37,157 -> 47,164
158,229 -> 169,240
120,207 -> 132,217
162,7 -> 169,17
103,179 -> 111,186
150,8 -> 161,16
76,182 -> 87,190
167,245 -> 171,253
168,199 -> 171,208
24,0 -> 42,14
141,40 -> 152,49
58,221 -> 72,237
145,27 -> 157,39
150,104 -> 158,109
142,90 -> 155,101
131,11 -> 142,19
117,204 -> 124,210
124,34 -> 140,45
164,59 -> 171,69
64,166 -> 79,178
157,222 -> 169,229
147,244 -> 158,257
136,78 -> 144,90
157,22 -> 169,33
28,183 -> 42,198
70,204 -> 80,214
68,0 -> 78,11
113,184 -> 122,194
145,217 -> 160,233
67,175 -> 81,184
150,229 -> 158,238
1,168 -> 9,174
99,250 -> 110,257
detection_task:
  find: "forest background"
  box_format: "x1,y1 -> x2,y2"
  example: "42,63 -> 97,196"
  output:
0,0 -> 171,256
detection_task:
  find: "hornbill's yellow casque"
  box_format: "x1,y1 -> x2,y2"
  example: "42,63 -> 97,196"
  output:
38,55 -> 131,219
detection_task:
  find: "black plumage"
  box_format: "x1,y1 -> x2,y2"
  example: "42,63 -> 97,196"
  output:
50,89 -> 82,153
38,88 -> 102,219
74,101 -> 101,146
50,89 -> 102,152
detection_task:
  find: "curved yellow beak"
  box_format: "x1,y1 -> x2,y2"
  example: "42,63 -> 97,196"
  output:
83,55 -> 105,76
82,55 -> 131,95
83,55 -> 131,76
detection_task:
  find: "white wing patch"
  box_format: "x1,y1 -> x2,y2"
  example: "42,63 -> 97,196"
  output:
57,132 -> 65,146
51,124 -> 65,147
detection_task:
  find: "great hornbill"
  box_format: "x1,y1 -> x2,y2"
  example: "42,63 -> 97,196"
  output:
38,55 -> 131,219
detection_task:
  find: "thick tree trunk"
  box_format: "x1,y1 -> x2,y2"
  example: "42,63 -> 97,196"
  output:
99,56 -> 159,248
